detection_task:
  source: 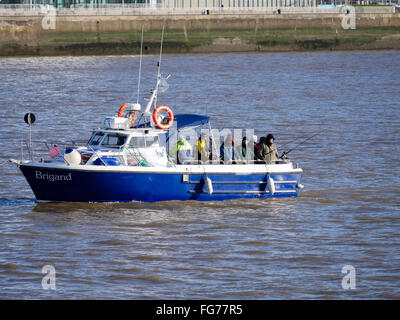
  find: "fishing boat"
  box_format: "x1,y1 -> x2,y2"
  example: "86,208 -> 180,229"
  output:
9,31 -> 303,203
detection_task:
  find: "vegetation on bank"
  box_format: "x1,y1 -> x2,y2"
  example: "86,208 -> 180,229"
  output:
1,27 -> 399,56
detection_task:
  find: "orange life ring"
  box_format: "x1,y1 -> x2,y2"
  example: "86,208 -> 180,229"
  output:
153,105 -> 174,130
118,103 -> 137,126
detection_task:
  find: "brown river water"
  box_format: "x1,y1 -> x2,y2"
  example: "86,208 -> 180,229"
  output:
0,51 -> 399,299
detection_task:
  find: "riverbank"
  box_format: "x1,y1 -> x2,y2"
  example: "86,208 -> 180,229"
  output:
1,14 -> 400,55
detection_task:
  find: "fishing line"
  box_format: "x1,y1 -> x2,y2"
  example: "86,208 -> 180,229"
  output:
259,129 -> 323,159
280,129 -> 324,158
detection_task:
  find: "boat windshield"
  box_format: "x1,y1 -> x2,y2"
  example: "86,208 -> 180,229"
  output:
88,132 -> 127,148
145,136 -> 159,147
88,132 -> 104,146
101,133 -> 127,148
128,135 -> 159,148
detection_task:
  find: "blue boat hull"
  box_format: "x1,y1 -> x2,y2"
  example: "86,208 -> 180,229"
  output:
20,164 -> 302,202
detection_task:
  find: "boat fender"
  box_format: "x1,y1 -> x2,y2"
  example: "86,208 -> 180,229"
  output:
64,148 -> 81,166
267,177 -> 275,194
49,145 -> 62,159
205,176 -> 213,195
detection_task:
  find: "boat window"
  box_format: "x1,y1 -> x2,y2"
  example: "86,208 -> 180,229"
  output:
129,136 -> 146,148
88,132 -> 104,146
101,133 -> 127,148
145,136 -> 159,147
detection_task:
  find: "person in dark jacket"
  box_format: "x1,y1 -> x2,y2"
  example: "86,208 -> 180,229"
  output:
258,133 -> 279,164
255,136 -> 266,161
241,136 -> 255,163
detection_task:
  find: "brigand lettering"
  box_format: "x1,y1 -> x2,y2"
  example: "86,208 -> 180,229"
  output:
35,171 -> 72,182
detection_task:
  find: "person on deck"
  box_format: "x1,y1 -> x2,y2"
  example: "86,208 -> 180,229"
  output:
241,136 -> 255,163
168,136 -> 193,165
258,133 -> 279,164
255,136 -> 266,161
220,133 -> 242,163
197,132 -> 209,163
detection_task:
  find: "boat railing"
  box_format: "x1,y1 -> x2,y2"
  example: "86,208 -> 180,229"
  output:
180,159 -> 290,166
182,159 -> 251,165
23,139 -> 50,161
20,137 -> 137,166
182,160 -> 204,165
71,139 -> 89,146
21,138 -> 97,163
204,160 -> 223,165
120,145 -> 148,167
245,159 -> 289,165
22,139 -> 73,162
182,159 -> 250,165
86,145 -> 109,166
225,159 -> 248,165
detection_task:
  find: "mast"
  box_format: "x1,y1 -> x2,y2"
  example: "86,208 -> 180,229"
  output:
143,25 -> 165,121
154,24 -> 165,108
136,25 -> 144,105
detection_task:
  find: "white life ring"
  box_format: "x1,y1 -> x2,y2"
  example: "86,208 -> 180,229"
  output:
152,105 -> 174,130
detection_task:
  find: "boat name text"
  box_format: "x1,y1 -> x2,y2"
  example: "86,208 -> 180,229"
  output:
35,171 -> 72,182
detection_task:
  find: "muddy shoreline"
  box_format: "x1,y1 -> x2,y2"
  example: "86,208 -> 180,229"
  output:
1,29 -> 400,56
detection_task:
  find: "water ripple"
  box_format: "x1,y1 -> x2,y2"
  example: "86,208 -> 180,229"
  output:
0,52 -> 399,299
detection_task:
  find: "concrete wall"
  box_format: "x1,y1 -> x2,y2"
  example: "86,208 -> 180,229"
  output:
1,13 -> 400,40
1,13 -> 399,55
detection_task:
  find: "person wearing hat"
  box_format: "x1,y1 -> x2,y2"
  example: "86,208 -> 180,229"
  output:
259,133 -> 279,164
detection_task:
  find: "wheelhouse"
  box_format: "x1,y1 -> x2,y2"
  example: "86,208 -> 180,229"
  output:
87,130 -> 161,150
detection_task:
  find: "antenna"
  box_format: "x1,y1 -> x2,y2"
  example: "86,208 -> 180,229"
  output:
157,24 -> 165,81
143,25 -> 166,118
24,113 -> 36,160
155,24 -> 165,102
136,24 -> 144,105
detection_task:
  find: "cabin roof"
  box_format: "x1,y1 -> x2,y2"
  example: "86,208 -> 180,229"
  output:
98,113 -> 210,134
137,113 -> 210,130
174,114 -> 210,130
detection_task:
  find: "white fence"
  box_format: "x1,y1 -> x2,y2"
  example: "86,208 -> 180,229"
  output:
0,3 -> 396,16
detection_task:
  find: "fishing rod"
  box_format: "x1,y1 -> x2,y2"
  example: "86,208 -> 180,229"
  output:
255,132 -> 301,157
256,129 -> 323,159
279,129 -> 323,159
